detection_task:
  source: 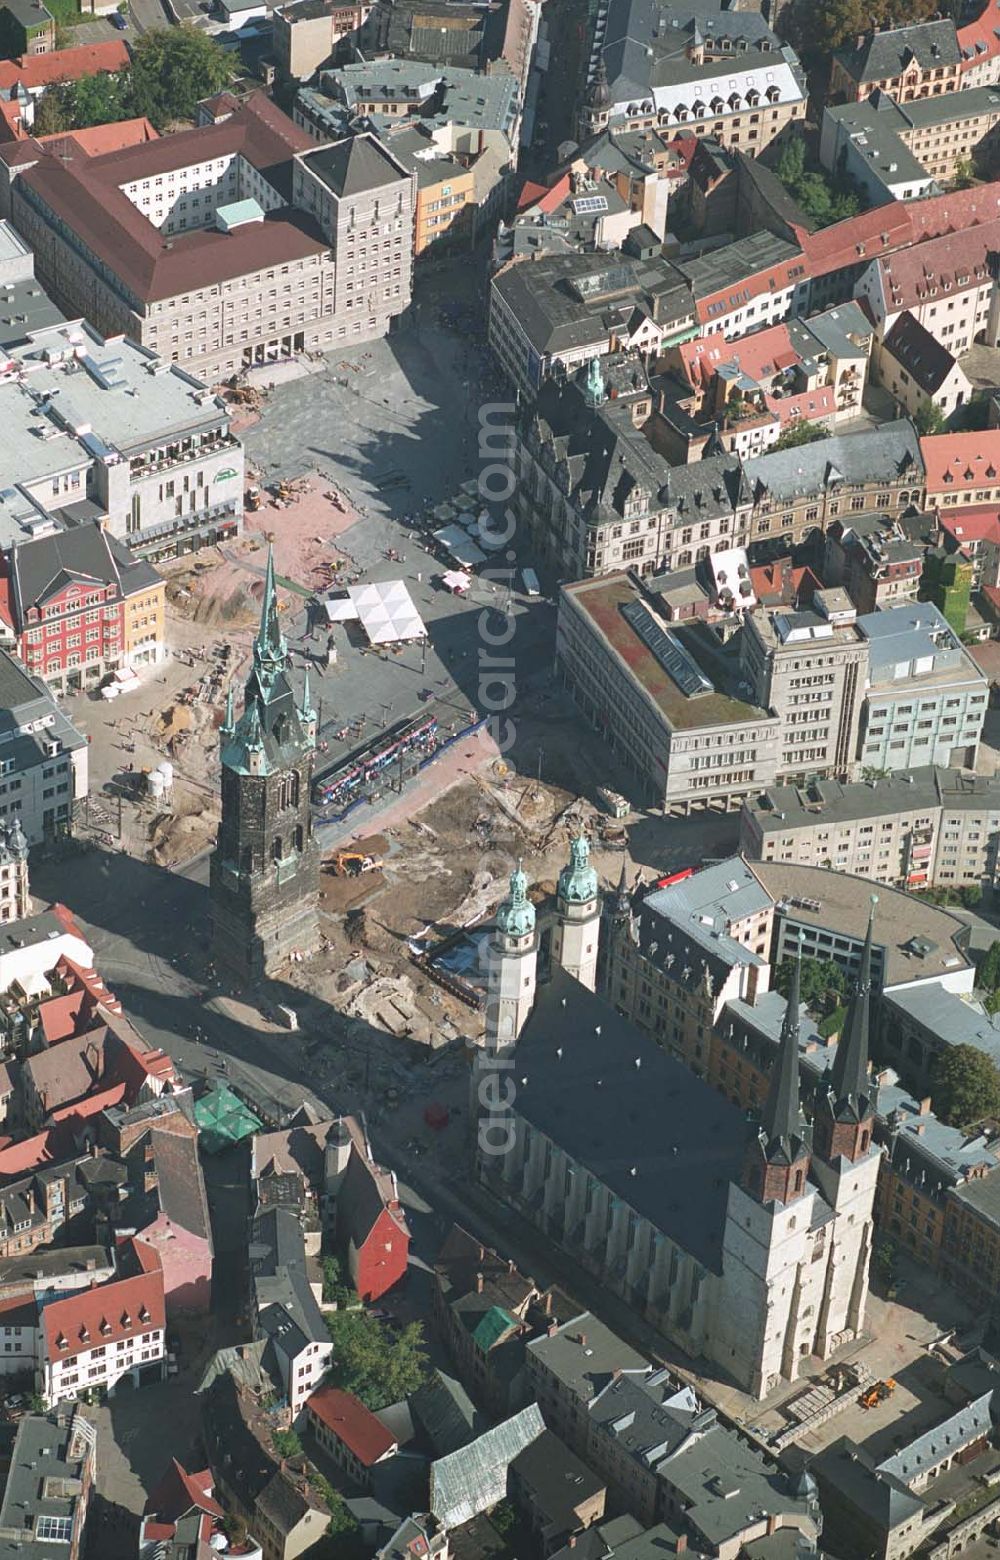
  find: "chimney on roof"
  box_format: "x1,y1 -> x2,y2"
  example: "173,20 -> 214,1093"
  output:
675,1540 -> 687,1556
475,1271 -> 484,1294
919,1096 -> 932,1115
577,1332 -> 587,1347
568,1538 -> 577,1550
547,1320 -> 558,1336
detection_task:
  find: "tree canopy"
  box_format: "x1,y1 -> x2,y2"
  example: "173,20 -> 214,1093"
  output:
33,70 -> 134,136
786,0 -> 937,58
31,30 -> 231,135
774,133 -> 861,228
770,421 -> 830,452
324,1311 -> 429,1411
129,27 -> 232,129
930,1043 -> 1000,1126
775,956 -> 846,1011
913,402 -> 948,436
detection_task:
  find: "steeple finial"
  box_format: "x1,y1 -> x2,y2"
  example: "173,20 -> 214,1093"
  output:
829,895 -> 877,1115
256,545 -> 286,668
301,664 -> 314,719
760,943 -> 806,1163
559,832 -> 598,905
222,683 -> 234,735
496,859 -> 535,939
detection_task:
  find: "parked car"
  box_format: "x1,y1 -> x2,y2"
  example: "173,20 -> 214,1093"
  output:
111,9 -> 128,25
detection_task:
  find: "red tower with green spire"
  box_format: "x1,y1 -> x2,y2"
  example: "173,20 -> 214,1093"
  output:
209,548 -> 320,981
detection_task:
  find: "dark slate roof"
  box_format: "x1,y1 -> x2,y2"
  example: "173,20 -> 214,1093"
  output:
834,18 -> 960,83
528,374 -> 745,526
151,1127 -> 212,1246
410,1371 -> 484,1456
812,1437 -> 924,1531
513,968 -> 751,1272
509,1429 -> 605,1525
10,521 -> 123,622
745,420 -> 923,503
882,310 -> 957,394
301,132 -> 407,197
598,0 -> 777,100
497,250 -> 694,357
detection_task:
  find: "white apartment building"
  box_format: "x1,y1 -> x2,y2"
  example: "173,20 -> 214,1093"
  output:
857,603 -> 988,771
6,1265 -> 168,1407
741,766 -> 1000,892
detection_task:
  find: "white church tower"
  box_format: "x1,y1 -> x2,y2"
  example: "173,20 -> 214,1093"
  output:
552,834 -> 600,991
484,862 -> 538,1055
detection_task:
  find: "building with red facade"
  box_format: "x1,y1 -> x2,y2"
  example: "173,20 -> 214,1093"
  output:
5,522 -> 164,694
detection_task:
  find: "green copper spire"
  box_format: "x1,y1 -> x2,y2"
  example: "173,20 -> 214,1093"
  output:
222,683 -> 234,736
585,356 -> 604,407
496,860 -> 535,939
255,545 -> 286,674
559,833 -> 598,905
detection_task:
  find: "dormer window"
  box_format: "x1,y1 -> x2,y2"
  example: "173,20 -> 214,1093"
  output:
99,1318 -> 111,1336
56,1333 -> 67,1350
138,1305 -> 150,1324
120,1312 -> 131,1329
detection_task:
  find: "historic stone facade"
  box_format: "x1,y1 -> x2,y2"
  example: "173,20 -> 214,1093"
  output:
209,549 -> 320,981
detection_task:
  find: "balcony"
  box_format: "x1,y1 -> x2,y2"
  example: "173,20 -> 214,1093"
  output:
133,432 -> 240,478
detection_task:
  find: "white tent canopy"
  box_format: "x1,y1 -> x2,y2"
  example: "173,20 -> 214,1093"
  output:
434,524 -> 487,568
323,592 -> 358,623
349,579 -> 426,644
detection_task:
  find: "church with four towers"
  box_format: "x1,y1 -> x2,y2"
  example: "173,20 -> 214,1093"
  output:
473,841 -> 880,1399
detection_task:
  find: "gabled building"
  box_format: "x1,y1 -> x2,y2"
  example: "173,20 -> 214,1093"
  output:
8,523 -> 165,692
829,20 -> 961,104
40,1247 -> 166,1406
878,310 -> 975,422
139,1458 -> 250,1560
515,370 -> 747,580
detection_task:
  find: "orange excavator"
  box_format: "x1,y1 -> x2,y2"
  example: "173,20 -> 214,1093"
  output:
859,1379 -> 896,1409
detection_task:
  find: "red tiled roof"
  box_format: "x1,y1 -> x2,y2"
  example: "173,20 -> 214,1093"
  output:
979,584 -> 1000,616
937,507 -> 1000,548
749,560 -> 821,605
307,1387 -> 397,1465
50,902 -> 88,943
42,1264 -> 164,1363
17,92 -> 325,305
799,204 -> 912,278
40,117 -> 157,155
920,431 -> 1000,491
0,41 -> 129,93
48,1081 -> 127,1122
879,218 -> 1000,313
0,576 -> 13,634
0,1128 -> 63,1178
145,1460 -> 223,1524
516,178 -> 547,211
0,1293 -> 38,1328
39,990 -> 89,1046
907,181 -> 1000,240
958,0 -> 1000,70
